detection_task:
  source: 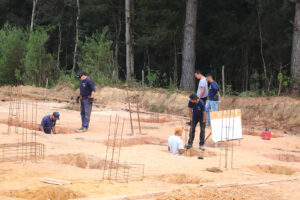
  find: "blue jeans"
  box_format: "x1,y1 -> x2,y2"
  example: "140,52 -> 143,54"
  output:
81,97 -> 93,128
205,100 -> 219,123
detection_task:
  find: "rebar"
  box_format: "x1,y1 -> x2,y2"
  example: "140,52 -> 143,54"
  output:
3,95 -> 45,163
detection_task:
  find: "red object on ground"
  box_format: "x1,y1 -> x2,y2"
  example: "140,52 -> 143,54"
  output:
262,131 -> 271,140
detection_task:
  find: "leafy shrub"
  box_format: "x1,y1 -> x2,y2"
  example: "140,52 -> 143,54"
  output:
0,24 -> 26,85
78,27 -> 118,85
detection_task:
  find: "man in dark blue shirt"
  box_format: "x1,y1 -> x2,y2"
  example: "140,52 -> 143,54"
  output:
39,112 -> 60,134
205,74 -> 219,126
186,93 -> 206,150
76,72 -> 96,132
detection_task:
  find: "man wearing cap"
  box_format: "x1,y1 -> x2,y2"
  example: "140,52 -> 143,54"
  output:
168,126 -> 185,156
39,112 -> 60,134
76,72 -> 96,132
205,74 -> 219,126
186,93 -> 206,150
195,70 -> 208,104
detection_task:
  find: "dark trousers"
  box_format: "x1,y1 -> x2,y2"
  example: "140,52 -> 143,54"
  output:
81,97 -> 93,128
201,97 -> 207,104
188,117 -> 206,146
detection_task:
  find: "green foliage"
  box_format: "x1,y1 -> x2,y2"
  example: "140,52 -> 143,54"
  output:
57,73 -> 79,90
225,85 -> 232,96
78,27 -> 117,85
0,24 -> 26,85
145,66 -> 159,87
23,27 -> 56,86
250,72 -> 260,91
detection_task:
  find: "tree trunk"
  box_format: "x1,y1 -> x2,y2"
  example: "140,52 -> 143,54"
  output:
30,0 -> 38,31
130,0 -> 134,77
257,7 -> 270,93
291,2 -> 300,90
180,0 -> 197,91
57,24 -> 62,71
72,0 -> 80,76
125,0 -> 131,82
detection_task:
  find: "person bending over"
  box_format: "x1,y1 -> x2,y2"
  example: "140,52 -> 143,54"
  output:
39,112 -> 60,134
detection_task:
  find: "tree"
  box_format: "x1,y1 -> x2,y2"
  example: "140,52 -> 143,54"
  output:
125,0 -> 134,82
23,27 -> 56,86
30,0 -> 38,31
78,28 -> 116,84
71,0 -> 80,76
0,24 -> 26,85
291,0 -> 300,90
180,0 -> 197,91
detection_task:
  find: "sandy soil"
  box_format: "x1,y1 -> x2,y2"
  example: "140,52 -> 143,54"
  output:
0,86 -> 299,199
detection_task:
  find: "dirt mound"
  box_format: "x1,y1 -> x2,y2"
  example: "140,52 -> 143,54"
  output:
160,174 -> 210,184
248,164 -> 298,175
6,186 -> 84,200
132,116 -> 171,123
184,148 -> 216,157
156,186 -> 279,200
105,136 -> 167,147
48,153 -> 123,169
264,154 -> 300,162
206,167 -> 223,173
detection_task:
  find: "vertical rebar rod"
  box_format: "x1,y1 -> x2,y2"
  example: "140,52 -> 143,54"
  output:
231,110 -> 236,168
127,89 -> 134,135
219,111 -> 224,169
103,115 -> 112,180
109,114 -> 119,181
115,118 -> 125,180
135,90 -> 142,135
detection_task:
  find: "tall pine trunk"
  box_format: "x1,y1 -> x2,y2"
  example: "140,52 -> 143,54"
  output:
125,0 -> 134,82
72,0 -> 80,76
291,2 -> 300,90
30,0 -> 38,31
180,0 -> 197,91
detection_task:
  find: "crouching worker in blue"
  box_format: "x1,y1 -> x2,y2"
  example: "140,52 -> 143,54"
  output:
39,112 -> 60,134
186,94 -> 206,151
76,72 -> 96,132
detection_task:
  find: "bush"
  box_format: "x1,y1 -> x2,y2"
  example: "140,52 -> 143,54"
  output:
23,27 -> 56,86
0,24 -> 26,85
78,27 -> 118,85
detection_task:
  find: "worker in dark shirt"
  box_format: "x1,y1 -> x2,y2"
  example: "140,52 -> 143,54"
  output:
39,112 -> 60,134
186,93 -> 206,150
205,74 -> 219,126
76,72 -> 96,132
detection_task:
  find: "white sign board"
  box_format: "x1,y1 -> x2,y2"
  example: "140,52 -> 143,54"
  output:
210,109 -> 242,142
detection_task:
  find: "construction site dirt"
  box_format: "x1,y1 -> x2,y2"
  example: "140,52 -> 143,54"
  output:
0,85 -> 299,200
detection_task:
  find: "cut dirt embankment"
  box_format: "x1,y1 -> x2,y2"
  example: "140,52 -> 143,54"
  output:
0,84 -> 299,132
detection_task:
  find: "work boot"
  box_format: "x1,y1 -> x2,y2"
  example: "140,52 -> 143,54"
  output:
77,127 -> 84,131
82,128 -> 88,132
185,144 -> 192,150
199,145 -> 205,151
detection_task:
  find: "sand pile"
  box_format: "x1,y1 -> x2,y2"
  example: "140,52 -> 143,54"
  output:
105,136 -> 167,147
7,186 -> 84,200
48,153 -> 124,169
160,174 -> 210,184
184,148 -> 216,157
156,186 -> 279,200
248,164 -> 298,175
265,154 -> 300,162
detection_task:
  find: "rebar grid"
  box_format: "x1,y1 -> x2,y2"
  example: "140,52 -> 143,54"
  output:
102,114 -> 144,183
0,142 -> 45,163
3,90 -> 45,163
218,109 -> 238,169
